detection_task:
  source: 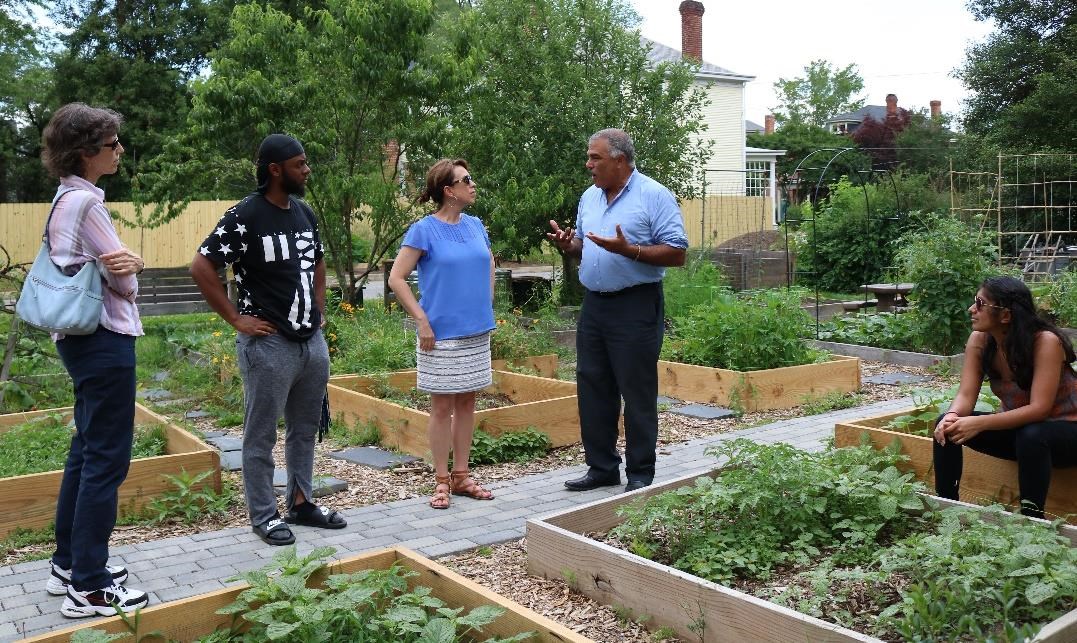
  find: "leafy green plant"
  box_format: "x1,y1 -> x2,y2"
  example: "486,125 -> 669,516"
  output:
663,288 -> 827,371
662,250 -> 727,320
815,311 -> 924,352
143,469 -> 234,525
205,545 -> 533,642
894,212 -> 998,355
799,390 -> 865,415
490,316 -> 558,361
466,428 -> 551,465
1043,267 -> 1077,328
0,417 -> 167,478
328,417 -> 382,448
327,303 -> 415,375
884,384 -> 1000,436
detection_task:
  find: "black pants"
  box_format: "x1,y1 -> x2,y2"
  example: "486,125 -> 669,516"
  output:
53,326 -> 136,590
576,282 -> 663,483
933,411 -> 1077,518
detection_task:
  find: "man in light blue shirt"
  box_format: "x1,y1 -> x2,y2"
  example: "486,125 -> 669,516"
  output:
547,128 -> 687,493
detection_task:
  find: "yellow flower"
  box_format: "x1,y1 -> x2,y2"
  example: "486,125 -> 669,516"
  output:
212,331 -> 222,337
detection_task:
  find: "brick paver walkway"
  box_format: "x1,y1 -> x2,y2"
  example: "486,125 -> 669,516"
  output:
0,397 -> 912,641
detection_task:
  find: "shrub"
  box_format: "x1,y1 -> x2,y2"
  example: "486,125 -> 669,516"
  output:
662,250 -> 727,320
490,316 -> 557,360
816,311 -> 923,351
663,288 -> 825,371
895,212 -> 997,354
1043,267 -> 1077,327
328,301 -> 415,374
466,427 -> 551,465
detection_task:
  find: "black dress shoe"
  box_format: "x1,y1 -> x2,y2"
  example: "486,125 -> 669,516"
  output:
625,480 -> 651,492
564,473 -> 621,491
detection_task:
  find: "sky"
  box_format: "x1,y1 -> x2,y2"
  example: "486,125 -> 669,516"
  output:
627,0 -> 996,125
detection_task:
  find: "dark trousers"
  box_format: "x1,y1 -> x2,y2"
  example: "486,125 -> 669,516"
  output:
933,411 -> 1077,518
53,327 -> 136,591
576,282 -> 663,483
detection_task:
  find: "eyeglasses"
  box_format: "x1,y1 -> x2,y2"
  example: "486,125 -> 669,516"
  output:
450,175 -> 473,186
101,138 -> 121,150
973,296 -> 1007,311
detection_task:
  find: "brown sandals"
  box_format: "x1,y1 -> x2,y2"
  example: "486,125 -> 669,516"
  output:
430,474 -> 451,510
450,469 -> 494,500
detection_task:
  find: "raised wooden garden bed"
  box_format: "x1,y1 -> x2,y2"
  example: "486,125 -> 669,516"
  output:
0,403 -> 220,538
809,339 -> 964,369
328,369 -> 578,457
835,409 -> 1077,522
657,355 -> 860,411
491,353 -> 558,378
24,547 -> 591,643
527,469 -> 1077,643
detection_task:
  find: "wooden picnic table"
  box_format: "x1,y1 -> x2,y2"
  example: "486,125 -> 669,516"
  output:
861,282 -> 915,313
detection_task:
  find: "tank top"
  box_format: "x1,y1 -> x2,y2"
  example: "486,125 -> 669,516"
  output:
990,366 -> 1077,421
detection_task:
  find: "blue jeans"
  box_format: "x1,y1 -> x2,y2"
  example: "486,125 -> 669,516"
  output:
53,326 -> 136,591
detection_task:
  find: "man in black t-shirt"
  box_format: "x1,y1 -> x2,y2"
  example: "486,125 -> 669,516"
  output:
191,134 -> 347,546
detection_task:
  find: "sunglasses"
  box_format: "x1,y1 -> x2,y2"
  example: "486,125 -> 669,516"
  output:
450,174 -> 473,186
101,138 -> 121,150
973,296 -> 1007,311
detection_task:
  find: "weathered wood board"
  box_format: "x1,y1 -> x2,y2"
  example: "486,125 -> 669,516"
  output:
327,369 -> 579,458
0,403 -> 220,537
658,355 -> 861,411
527,468 -> 1077,643
491,353 -> 559,378
24,547 -> 592,643
836,409 -> 1077,523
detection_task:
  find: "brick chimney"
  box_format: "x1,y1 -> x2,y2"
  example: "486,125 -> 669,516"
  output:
679,1 -> 705,62
764,114 -> 775,135
886,94 -> 898,116
930,100 -> 942,119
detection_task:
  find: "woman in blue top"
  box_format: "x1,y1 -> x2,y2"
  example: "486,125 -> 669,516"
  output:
388,158 -> 496,509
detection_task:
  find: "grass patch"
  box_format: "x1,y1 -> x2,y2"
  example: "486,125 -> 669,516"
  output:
799,390 -> 865,415
0,415 -> 168,478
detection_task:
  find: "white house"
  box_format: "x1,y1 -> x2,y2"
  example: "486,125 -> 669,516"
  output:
644,0 -> 784,228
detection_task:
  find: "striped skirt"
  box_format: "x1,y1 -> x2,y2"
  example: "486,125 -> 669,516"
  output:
416,331 -> 493,394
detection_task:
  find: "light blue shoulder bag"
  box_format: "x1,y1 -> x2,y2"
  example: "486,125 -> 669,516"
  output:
15,187 -> 104,335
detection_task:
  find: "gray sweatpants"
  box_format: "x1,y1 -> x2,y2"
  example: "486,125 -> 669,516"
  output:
236,329 -> 330,527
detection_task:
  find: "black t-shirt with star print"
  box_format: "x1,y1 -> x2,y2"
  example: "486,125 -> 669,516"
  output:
198,193 -> 324,341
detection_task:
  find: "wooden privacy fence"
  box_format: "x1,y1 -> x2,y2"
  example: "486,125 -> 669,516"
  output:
3,195 -> 774,268
1,200 -> 234,268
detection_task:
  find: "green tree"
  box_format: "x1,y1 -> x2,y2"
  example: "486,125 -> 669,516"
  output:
959,0 -> 1077,151
444,0 -> 710,303
772,59 -> 865,128
746,122 -> 861,185
140,0 -> 456,301
48,0 -> 233,200
0,1 -> 55,202
894,109 -> 956,184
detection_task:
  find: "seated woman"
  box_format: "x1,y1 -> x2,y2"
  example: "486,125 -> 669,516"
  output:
934,276 -> 1077,519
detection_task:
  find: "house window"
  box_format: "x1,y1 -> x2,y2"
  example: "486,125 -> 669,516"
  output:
745,161 -> 769,197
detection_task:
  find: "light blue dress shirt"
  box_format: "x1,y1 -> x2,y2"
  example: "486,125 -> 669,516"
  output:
574,169 -> 688,293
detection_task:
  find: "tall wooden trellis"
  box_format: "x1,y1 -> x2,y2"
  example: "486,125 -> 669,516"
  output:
953,153 -> 1077,282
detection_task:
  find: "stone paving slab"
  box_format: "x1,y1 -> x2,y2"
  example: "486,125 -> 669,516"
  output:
329,446 -> 422,470
863,372 -> 930,386
0,396 -> 911,642
206,436 -> 243,452
219,450 -> 243,471
669,403 -> 737,419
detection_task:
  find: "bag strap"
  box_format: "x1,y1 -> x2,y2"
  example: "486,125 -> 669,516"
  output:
41,186 -> 85,252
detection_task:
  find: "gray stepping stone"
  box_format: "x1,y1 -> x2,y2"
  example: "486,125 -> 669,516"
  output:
185,410 -> 212,419
200,430 -> 227,439
206,436 -> 244,452
273,476 -> 348,498
137,388 -> 173,401
657,396 -> 681,406
669,404 -> 737,420
864,372 -> 930,386
329,446 -> 421,470
219,450 -> 243,471
152,371 -> 169,382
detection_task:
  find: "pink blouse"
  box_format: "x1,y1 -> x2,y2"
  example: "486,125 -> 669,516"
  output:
47,175 -> 143,338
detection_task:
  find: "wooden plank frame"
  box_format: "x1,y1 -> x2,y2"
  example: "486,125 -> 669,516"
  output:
491,353 -> 559,378
24,547 -> 592,643
835,409 -> 1077,522
327,369 -> 578,458
0,403 -> 220,538
526,468 -> 1077,643
658,355 -> 861,411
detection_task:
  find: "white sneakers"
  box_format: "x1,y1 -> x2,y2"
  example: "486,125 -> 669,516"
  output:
45,562 -> 129,596
61,583 -> 149,618
47,562 -> 148,618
